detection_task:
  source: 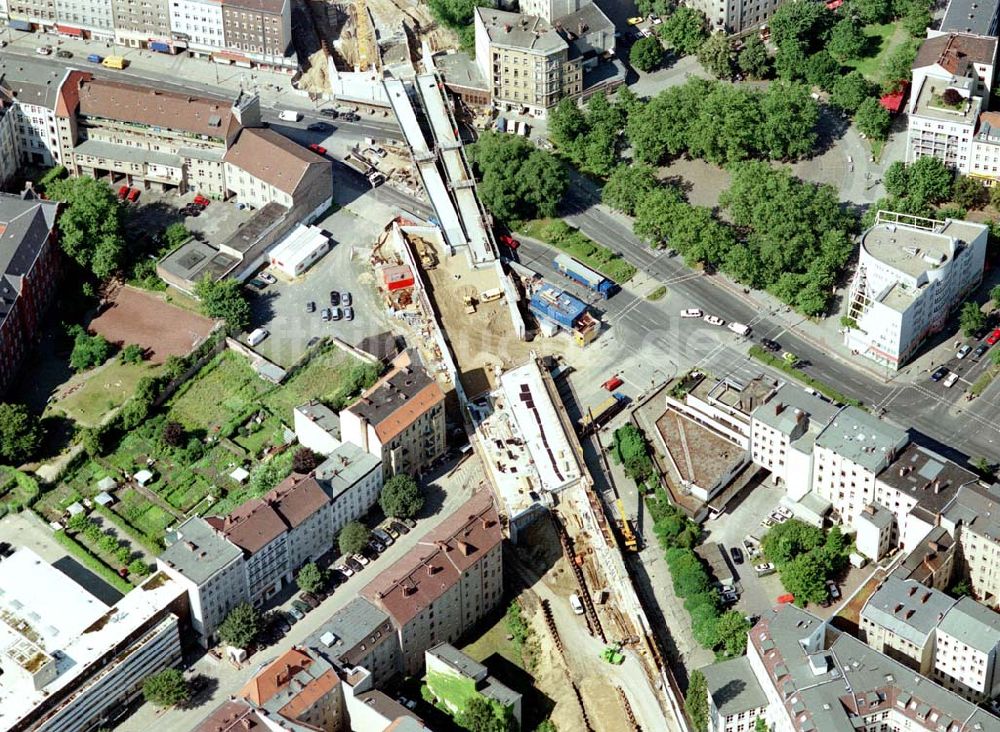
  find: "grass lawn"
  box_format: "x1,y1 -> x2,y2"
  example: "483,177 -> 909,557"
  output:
462,613 -> 526,671
49,359 -> 163,428
844,22 -> 907,82
262,348 -> 378,417
519,218 -> 637,284
115,488 -> 174,537
169,351 -> 271,431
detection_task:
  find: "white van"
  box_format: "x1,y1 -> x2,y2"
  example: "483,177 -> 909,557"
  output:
278,110 -> 301,122
247,328 -> 269,346
728,322 -> 751,336
569,593 -> 584,615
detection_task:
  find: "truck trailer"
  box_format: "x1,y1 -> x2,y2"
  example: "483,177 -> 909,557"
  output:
552,253 -> 616,299
578,393 -> 627,435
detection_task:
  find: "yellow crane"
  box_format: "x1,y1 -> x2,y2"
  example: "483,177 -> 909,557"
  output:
615,498 -> 638,552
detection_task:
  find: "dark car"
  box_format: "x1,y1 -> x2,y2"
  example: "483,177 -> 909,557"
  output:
307,336 -> 320,348
299,592 -> 321,609
292,599 -> 312,615
56,49 -> 73,58
345,556 -> 364,573
761,338 -> 781,352
974,343 -> 990,359
306,301 -> 316,313
368,539 -> 386,553
391,520 -> 410,535
330,290 -> 340,306
342,112 -> 360,122
931,366 -> 949,382
0,541 -> 10,556
319,108 -> 339,119
729,546 -> 744,564
307,121 -> 333,132
329,568 -> 348,585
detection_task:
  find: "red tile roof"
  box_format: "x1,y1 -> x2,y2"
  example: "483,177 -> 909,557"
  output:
913,33 -> 998,75
271,475 -> 329,529
240,648 -> 315,705
360,491 -> 502,627
347,352 -> 445,443
223,128 -> 327,196
192,700 -> 268,732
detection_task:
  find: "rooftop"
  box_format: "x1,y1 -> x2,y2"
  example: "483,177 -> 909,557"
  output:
192,699 -> 270,732
862,213 -> 988,283
361,491 -> 502,628
878,443 -> 979,523
892,526 -> 955,584
939,0 -> 999,39
435,50 -> 488,91
911,73 -> 982,124
240,646 -> 341,722
943,481 -> 1000,542
159,516 -> 243,585
0,191 -> 59,330
858,502 -> 894,529
306,597 -> 394,670
0,57 -> 67,110
700,656 -> 768,718
157,238 -> 239,285
751,383 -> 841,437
475,7 -> 567,54
223,127 -> 328,197
938,596 -> 1000,653
315,442 -> 382,501
426,642 -> 487,681
860,576 -> 956,648
345,351 -> 444,444
295,400 -> 341,442
815,406 -> 908,473
913,32 -> 998,74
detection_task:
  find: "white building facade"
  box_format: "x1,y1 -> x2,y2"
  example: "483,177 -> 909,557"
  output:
167,0 -> 225,52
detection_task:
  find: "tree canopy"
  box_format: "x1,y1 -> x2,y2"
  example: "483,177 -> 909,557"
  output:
548,93 -> 626,176
685,670 -> 709,732
883,156 -> 954,210
827,19 -> 867,62
47,177 -> 127,279
218,602 -> 262,649
697,33 -> 736,79
379,474 -> 425,519
601,164 -> 659,216
658,7 -> 708,56
457,694 -> 515,732
762,519 -> 825,566
960,302 -> 986,337
339,520 -> 371,556
68,325 -> 114,372
830,71 -> 875,113
631,35 -> 666,73
854,97 -> 892,140
737,35 -> 771,79
468,132 -> 567,222
763,520 -> 851,606
142,668 -> 189,708
0,403 -> 42,465
296,562 -> 325,594
769,1 -> 833,52
194,275 -> 252,331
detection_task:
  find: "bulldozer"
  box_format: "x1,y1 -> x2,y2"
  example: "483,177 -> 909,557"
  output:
600,643 -> 625,665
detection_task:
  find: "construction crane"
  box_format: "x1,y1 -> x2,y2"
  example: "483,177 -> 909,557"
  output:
615,498 -> 638,553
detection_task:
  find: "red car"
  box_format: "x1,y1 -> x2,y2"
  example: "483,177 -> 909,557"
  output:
988,328 -> 1000,346
117,185 -> 129,200
777,593 -> 795,604
193,194 -> 210,207
127,188 -> 140,202
308,143 -> 327,155
499,234 -> 520,250
602,375 -> 624,391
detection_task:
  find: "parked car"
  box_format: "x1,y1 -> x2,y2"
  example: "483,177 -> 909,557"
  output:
680,308 -> 703,318
761,338 -> 781,352
703,314 -> 725,326
56,49 -> 73,58
319,108 -> 340,118
193,194 -> 211,207
117,185 -> 129,200
368,539 -> 386,553
602,375 -> 624,391
308,143 -> 327,155
306,301 -> 316,313
288,606 -> 305,621
720,590 -> 739,605
352,552 -> 370,566
956,344 -> 972,359
343,307 -> 354,321
383,524 -> 400,539
368,146 -> 387,158
729,546 -> 744,564
321,308 -> 332,322
331,307 -> 342,321
259,272 -> 276,285
330,291 -> 340,306
777,593 -> 795,604
307,336 -> 320,348
755,562 -> 776,577
342,112 -> 361,122
340,560 -> 359,575
307,122 -> 333,132
292,599 -> 312,614
341,291 -> 352,306
391,520 -> 410,535
930,366 -> 949,382
944,372 -> 960,388
127,188 -> 140,202
776,506 -> 792,519
499,234 -> 520,250
372,528 -> 393,545
299,592 -> 320,609
987,328 -> 1000,346
35,46 -> 52,55
974,343 -> 990,359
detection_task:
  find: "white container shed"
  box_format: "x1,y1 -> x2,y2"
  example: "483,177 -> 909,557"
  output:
267,225 -> 331,278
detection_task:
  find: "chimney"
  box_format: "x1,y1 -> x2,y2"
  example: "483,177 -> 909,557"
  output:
895,603 -> 904,613
185,541 -> 198,551
933,480 -> 941,494
905,609 -> 915,620
504,23 -> 511,32
928,541 -> 941,552
457,540 -> 473,556
774,402 -> 785,415
403,585 -> 417,596
908,585 -> 917,596
427,564 -> 442,575
921,592 -> 930,604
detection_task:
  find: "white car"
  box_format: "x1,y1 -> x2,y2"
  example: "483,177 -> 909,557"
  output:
755,562 -> 776,576
352,552 -> 370,566
956,345 -> 972,359
335,563 -> 354,577
259,272 -> 277,285
704,315 -> 726,326
776,506 -> 792,519
35,46 -> 52,55
943,372 -> 960,388
769,511 -> 788,523
680,308 -> 703,318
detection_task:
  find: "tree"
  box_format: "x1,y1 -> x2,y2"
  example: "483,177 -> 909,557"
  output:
631,35 -> 665,73
762,519 -> 825,566
339,520 -> 371,556
827,19 -> 867,62
292,447 -> 321,474
952,176 -> 988,210
218,602 -> 262,649
534,721 -> 557,732
770,1 -> 832,52
129,558 -> 150,576
759,82 -> 820,160
457,694 -> 511,732
698,33 -> 736,79
991,284 -> 1000,307
46,177 -> 127,279
426,0 -> 481,46
882,40 -> 919,90
902,2 -> 931,36
194,275 -> 251,331
0,403 -> 42,465
143,668 -> 189,708
831,71 -> 875,113
774,40 -> 808,82
68,325 -> 113,372
755,718 -> 768,732
716,610 -> 751,656
119,343 -> 145,364
297,562 -> 325,594
959,301 -> 986,337
658,7 -> 708,55
854,97 -> 892,140
737,35 -> 771,79
163,222 -> 191,249
548,98 -> 588,153
804,50 -> 840,91
848,0 -> 891,23
685,670 -> 709,732
906,156 -> 955,205
602,164 -> 659,216
780,551 -> 831,605
161,421 -> 185,447
379,474 -> 424,519
468,132 -> 567,222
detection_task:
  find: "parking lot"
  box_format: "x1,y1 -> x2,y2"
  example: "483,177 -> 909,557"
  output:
247,206 -> 391,367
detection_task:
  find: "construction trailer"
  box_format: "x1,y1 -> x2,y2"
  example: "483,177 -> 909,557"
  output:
552,253 -> 616,299
578,393 -> 627,436
529,284 -> 600,346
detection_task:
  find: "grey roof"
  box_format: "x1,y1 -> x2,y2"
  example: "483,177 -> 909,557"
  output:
861,577 -> 956,648
858,503 -> 894,530
427,642 -> 488,681
481,676 -> 522,709
315,442 -> 382,501
892,525 -> 954,584
159,517 -> 242,586
476,7 -> 567,54
296,401 -> 341,441
0,191 -> 58,329
938,597 -> 1000,653
306,597 -> 393,669
435,51 -> 488,91
700,656 -> 767,718
73,138 -> 182,168
158,238 -> 238,285
878,443 -> 978,522
0,57 -> 66,110
940,0 -> 999,35
943,481 -> 1000,543
751,383 -> 840,437
815,406 -> 909,473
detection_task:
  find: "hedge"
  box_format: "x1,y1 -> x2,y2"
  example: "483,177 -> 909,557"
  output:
51,526 -> 134,594
93,502 -> 163,554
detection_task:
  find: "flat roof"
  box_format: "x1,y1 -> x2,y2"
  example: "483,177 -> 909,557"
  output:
815,407 -> 908,473
159,516 -> 243,585
267,224 -> 328,271
73,138 -> 182,168
0,57 -> 67,110
940,0 -> 999,35
158,238 -> 239,284
701,656 -> 768,718
911,75 -> 981,125
0,550 -> 183,731
752,383 -> 841,436
862,213 -> 987,280
426,642 -> 487,680
435,51 -> 488,91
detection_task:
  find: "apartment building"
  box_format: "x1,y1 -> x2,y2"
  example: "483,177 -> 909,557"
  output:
749,383 -> 840,501
239,647 -> 345,730
52,0 -> 115,37
856,503 -> 894,561
860,577 -> 957,674
167,0 -> 225,52
934,597 -> 1000,701
907,33 -> 998,173
700,657 -> 768,732
744,603 -> 1000,731
294,400 -> 343,455
111,0 -> 171,46
936,0 -> 1000,36
340,350 -> 446,478
811,407 -> 909,528
425,644 -> 522,728
970,111 -> 1000,184
0,58 -> 66,168
890,526 -> 958,591
0,549 -> 186,732
222,127 -> 329,212
4,0 -> 57,29
0,98 -> 17,188
307,597 -> 404,687
845,211 -> 989,370
687,0 -> 782,34
220,0 -> 291,64
0,190 -> 59,396
157,515 -> 248,647
361,491 -> 504,675
315,442 -> 384,538
941,481 -> 1000,608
